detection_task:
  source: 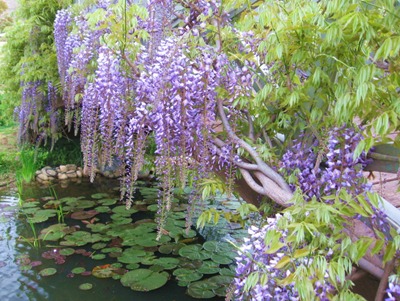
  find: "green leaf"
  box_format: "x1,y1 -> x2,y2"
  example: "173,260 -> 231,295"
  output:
274,255 -> 291,269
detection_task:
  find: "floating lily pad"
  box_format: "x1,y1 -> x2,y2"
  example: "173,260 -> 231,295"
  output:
39,223 -> 69,241
30,261 -> 42,267
79,283 -> 93,290
152,257 -> 179,270
198,261 -> 220,274
203,241 -> 231,253
72,267 -> 86,274
179,245 -> 211,260
92,264 -> 118,278
91,193 -> 109,199
86,223 -> 110,233
97,198 -> 117,206
61,231 -> 103,247
74,200 -> 96,209
59,248 -> 75,256
92,242 -> 107,250
94,206 -> 111,213
117,248 -> 148,264
187,280 -> 218,299
140,255 -> 157,265
126,263 -> 140,270
39,267 -> 57,277
158,242 -> 185,255
121,269 -> 169,292
91,254 -> 106,260
112,206 -> 138,216
147,204 -> 158,212
102,247 -> 122,253
211,254 -> 233,265
173,268 -> 203,282
71,210 -> 99,220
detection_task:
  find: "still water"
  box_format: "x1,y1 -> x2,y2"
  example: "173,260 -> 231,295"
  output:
0,179 -> 225,301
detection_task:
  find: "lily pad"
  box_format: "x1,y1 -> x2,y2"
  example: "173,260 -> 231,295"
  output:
92,242 -> 107,250
59,248 -> 75,256
79,283 -> 93,290
72,267 -> 86,274
91,193 -> 109,199
203,241 -> 231,253
112,206 -> 138,216
97,198 -> 117,206
198,261 -> 220,274
158,243 -> 185,255
94,206 -> 111,213
152,257 -> 179,270
126,263 -> 140,270
91,254 -> 106,260
71,210 -> 99,220
92,264 -> 118,278
187,281 -> 218,299
179,244 -> 211,260
211,254 -> 233,265
173,268 -> 203,282
120,269 -> 169,292
39,267 -> 57,277
39,224 -> 69,241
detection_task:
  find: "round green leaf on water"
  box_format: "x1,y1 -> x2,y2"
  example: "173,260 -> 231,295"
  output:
92,265 -> 118,278
179,245 -> 211,260
173,268 -> 203,282
211,254 -> 233,265
187,281 -> 217,299
72,267 -> 86,274
153,257 -> 179,270
59,248 -> 75,256
126,263 -> 140,270
91,193 -> 109,199
91,254 -> 106,260
39,268 -> 57,277
79,283 -> 93,290
198,261 -> 220,274
120,269 -> 169,292
92,242 -> 107,250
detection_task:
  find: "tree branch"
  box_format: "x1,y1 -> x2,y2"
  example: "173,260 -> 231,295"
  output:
217,98 -> 292,192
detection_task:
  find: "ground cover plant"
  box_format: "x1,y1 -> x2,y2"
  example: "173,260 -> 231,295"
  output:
2,0 -> 400,300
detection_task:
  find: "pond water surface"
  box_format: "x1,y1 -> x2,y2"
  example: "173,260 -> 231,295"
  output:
0,179 -> 227,301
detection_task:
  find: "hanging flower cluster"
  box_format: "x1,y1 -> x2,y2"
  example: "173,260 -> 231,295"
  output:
15,80 -> 61,147
233,217 -> 299,301
280,126 -> 370,200
53,1 -> 254,237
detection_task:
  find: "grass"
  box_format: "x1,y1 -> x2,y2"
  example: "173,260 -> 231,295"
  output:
0,123 -> 18,188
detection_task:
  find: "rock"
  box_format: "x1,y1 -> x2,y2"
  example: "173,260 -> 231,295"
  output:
57,173 -> 68,180
66,171 -> 77,178
35,170 -> 41,175
66,164 -> 77,171
46,169 -> 57,177
55,167 -> 61,173
37,173 -> 49,181
76,170 -> 82,178
59,165 -> 68,173
47,176 -> 55,181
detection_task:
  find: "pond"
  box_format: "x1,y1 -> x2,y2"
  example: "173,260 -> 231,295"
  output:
0,178 -> 235,301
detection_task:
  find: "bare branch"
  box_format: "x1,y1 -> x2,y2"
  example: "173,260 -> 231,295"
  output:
244,110 -> 255,142
217,99 -> 292,192
374,259 -> 395,301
